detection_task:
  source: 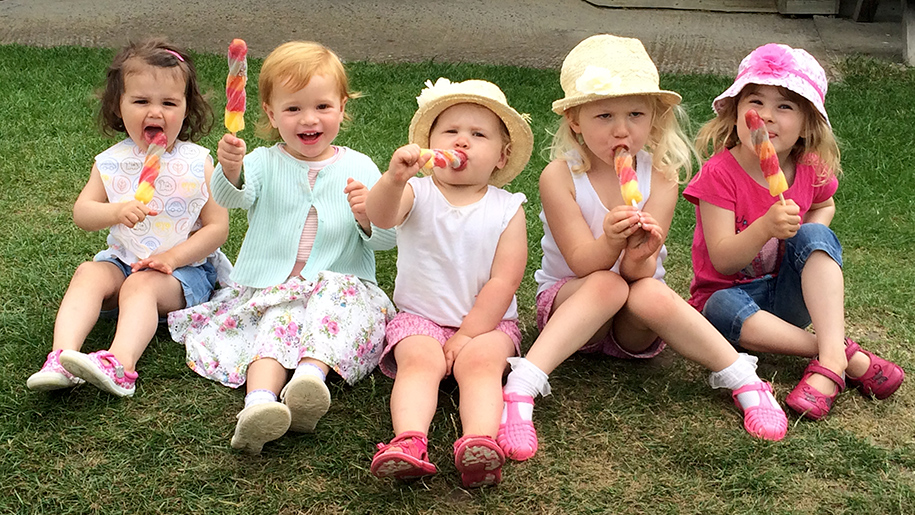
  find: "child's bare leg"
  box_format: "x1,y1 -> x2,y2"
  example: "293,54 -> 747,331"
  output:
525,271 -> 628,375
453,332 -> 514,437
390,336 -> 446,435
798,250 -> 848,394
617,278 -> 737,371
246,358 -> 288,395
52,261 -> 125,352
107,270 -> 185,373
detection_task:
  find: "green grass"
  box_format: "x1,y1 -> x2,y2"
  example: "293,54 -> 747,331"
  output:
2,45 -> 914,514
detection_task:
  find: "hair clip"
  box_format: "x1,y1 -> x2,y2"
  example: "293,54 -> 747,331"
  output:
164,49 -> 185,62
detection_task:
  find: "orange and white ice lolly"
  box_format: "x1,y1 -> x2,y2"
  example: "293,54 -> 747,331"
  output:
614,147 -> 642,207
745,109 -> 788,201
419,148 -> 468,171
225,38 -> 247,134
134,132 -> 167,204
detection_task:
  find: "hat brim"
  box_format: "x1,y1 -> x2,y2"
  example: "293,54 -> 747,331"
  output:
712,77 -> 830,127
409,94 -> 533,188
551,90 -> 682,115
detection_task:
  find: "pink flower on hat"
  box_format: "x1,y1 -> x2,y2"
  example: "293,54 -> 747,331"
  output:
746,44 -> 794,81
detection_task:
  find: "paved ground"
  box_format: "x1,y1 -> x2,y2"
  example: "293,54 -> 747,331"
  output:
0,0 -> 904,75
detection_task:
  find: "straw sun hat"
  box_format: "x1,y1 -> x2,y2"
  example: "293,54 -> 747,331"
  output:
552,34 -> 681,115
408,78 -> 533,188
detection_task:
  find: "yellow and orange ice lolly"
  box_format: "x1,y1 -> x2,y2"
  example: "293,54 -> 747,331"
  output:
134,131 -> 167,204
745,109 -> 788,203
419,148 -> 468,171
225,38 -> 247,134
614,147 -> 642,207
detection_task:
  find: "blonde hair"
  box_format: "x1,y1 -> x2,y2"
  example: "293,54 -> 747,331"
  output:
695,84 -> 840,182
549,95 -> 695,183
255,41 -> 360,141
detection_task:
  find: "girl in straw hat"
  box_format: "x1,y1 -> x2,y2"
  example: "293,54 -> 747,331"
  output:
366,78 -> 533,487
686,44 -> 903,421
499,34 -> 790,462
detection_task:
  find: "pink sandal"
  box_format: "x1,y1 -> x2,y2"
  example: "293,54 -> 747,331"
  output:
731,381 -> 787,441
496,392 -> 537,461
371,431 -> 437,480
454,434 -> 504,488
785,359 -> 845,420
844,338 -> 905,400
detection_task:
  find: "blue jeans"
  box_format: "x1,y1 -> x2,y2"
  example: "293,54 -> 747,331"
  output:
702,223 -> 843,345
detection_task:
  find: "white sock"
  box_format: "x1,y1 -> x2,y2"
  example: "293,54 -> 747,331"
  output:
708,353 -> 777,409
502,358 -> 550,423
244,389 -> 277,409
292,362 -> 326,382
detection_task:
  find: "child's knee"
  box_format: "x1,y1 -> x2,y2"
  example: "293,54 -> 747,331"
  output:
627,279 -> 679,314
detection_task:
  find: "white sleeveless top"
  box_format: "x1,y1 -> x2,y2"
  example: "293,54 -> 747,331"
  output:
96,139 -> 212,262
394,176 -> 527,327
534,149 -> 667,295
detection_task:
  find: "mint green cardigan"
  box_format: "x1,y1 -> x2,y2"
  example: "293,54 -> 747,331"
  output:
211,145 -> 396,288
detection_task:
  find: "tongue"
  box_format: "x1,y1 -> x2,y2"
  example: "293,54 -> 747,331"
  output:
144,128 -> 164,144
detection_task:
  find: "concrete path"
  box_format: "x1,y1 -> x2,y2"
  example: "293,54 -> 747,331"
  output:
0,0 -> 903,74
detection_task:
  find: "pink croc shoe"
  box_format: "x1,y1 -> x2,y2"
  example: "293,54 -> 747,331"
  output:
371,431 -> 437,480
497,392 -> 538,461
785,359 -> 845,420
844,338 -> 905,400
731,381 -> 787,441
454,434 -> 505,488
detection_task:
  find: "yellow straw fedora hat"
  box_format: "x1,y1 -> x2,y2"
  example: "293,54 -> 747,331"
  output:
552,34 -> 681,115
408,78 -> 533,188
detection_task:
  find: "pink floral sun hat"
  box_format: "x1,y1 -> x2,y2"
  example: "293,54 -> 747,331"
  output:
713,43 -> 829,126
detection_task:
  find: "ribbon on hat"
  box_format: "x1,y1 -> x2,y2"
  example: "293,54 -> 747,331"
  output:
575,66 -> 623,95
737,44 -> 824,102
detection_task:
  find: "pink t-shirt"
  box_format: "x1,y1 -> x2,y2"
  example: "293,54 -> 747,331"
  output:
683,150 -> 838,311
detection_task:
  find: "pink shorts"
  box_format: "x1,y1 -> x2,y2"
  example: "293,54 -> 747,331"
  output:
536,277 -> 665,359
379,311 -> 522,378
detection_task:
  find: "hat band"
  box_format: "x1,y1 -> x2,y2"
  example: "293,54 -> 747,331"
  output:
736,65 -> 824,102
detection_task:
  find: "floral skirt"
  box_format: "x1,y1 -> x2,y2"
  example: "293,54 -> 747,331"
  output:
167,271 -> 394,388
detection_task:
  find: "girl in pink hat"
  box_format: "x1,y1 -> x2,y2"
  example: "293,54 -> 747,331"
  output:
499,34 -> 790,464
685,43 -> 904,422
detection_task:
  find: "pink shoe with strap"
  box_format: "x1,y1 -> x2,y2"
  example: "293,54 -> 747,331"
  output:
371,431 -> 437,480
497,392 -> 538,461
454,434 -> 505,488
731,381 -> 787,441
785,359 -> 845,420
27,350 -> 85,391
58,350 -> 138,397
844,338 -> 905,400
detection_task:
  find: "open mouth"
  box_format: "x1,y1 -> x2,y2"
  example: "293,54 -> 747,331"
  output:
143,125 -> 164,143
298,132 -> 322,144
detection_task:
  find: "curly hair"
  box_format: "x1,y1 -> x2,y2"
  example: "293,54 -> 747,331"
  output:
97,37 -> 213,142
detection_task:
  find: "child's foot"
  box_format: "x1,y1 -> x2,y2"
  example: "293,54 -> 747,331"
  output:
27,350 -> 85,391
371,431 -> 437,480
731,381 -> 787,441
497,392 -> 538,460
231,402 -> 292,454
844,338 -> 905,400
59,350 -> 137,397
454,434 -> 505,488
785,358 -> 846,420
280,374 -> 331,433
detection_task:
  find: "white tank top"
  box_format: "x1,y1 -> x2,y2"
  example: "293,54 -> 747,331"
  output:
534,149 -> 667,295
394,176 -> 527,327
96,139 -> 211,262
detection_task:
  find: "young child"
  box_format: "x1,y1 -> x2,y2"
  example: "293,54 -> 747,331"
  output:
167,41 -> 396,454
26,38 -> 229,398
686,43 -> 904,420
366,78 -> 532,487
498,34 -> 790,462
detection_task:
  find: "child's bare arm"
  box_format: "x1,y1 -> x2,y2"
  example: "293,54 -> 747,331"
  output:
443,206 -> 527,374
74,164 -> 157,232
620,171 -> 677,280
540,160 -> 635,277
366,144 -> 428,229
132,162 -> 230,273
700,199 -> 801,275
216,133 -> 246,188
804,197 -> 835,225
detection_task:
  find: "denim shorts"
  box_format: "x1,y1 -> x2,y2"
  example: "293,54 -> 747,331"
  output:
701,223 -> 843,345
95,254 -> 217,320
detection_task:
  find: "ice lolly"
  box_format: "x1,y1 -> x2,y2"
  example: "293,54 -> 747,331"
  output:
614,147 -> 642,207
225,38 -> 247,134
745,109 -> 788,201
419,148 -> 468,171
134,132 -> 167,204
